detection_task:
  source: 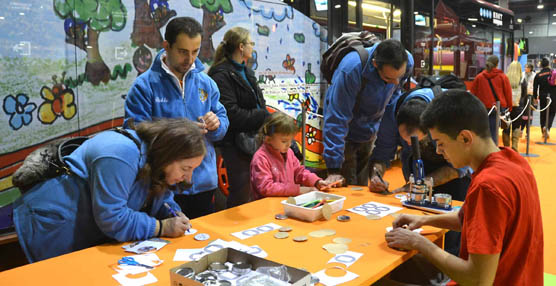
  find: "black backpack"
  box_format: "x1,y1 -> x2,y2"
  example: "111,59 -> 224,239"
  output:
321,31 -> 380,84
394,73 -> 466,116
12,128 -> 140,192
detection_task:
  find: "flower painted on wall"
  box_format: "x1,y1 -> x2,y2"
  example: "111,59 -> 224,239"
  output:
2,93 -> 37,130
38,74 -> 77,124
306,126 -> 317,145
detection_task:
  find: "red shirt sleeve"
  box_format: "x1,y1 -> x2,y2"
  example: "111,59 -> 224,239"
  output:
464,182 -> 511,255
503,75 -> 513,110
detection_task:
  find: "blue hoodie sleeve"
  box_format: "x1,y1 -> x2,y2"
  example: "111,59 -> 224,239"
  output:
124,79 -> 153,128
370,102 -> 400,165
89,157 -> 156,241
205,79 -> 229,142
323,63 -> 363,169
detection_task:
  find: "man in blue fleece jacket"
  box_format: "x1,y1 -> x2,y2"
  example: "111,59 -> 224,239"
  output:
323,39 -> 413,186
125,17 -> 228,219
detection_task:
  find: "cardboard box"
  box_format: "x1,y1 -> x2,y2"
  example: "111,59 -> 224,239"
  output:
281,191 -> 345,222
170,248 -> 311,286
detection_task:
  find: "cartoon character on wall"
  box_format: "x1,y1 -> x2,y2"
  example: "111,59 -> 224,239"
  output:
282,54 -> 295,74
38,73 -> 77,124
133,45 -> 153,75
190,0 -> 233,64
54,0 -> 127,86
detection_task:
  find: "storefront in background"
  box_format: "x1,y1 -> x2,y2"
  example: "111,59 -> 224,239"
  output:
412,0 -> 514,82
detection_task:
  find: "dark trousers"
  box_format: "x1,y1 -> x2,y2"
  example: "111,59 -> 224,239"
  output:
220,145 -> 252,208
173,189 -> 215,219
539,93 -> 556,131
340,140 -> 375,186
488,108 -> 499,144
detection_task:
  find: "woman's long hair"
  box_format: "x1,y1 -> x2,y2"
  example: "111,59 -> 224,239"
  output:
507,61 -> 522,89
131,118 -> 205,197
209,27 -> 250,72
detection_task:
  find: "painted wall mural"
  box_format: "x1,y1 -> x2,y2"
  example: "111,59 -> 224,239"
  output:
0,0 -> 329,195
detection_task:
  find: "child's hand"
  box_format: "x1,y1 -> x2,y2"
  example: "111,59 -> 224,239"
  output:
315,180 -> 329,191
300,186 -> 317,194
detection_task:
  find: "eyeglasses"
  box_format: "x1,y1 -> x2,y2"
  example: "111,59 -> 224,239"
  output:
245,41 -> 255,47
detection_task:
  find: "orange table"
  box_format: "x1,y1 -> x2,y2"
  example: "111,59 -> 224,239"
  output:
0,188 -> 450,285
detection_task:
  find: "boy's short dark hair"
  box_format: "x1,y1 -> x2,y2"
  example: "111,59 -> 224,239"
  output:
373,39 -> 408,70
396,98 -> 428,134
165,17 -> 203,46
541,58 -> 549,68
421,90 -> 491,140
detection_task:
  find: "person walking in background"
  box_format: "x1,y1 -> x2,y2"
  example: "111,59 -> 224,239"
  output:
504,61 -> 524,151
208,27 -> 269,208
250,112 -> 328,200
533,58 -> 556,140
520,63 -> 536,135
322,39 -> 413,187
124,17 -> 229,219
471,55 -> 513,144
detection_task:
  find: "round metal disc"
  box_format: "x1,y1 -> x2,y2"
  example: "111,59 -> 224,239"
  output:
293,235 -> 308,242
275,213 -> 288,220
279,226 -> 292,232
274,232 -> 289,239
194,233 -> 210,241
337,215 -> 351,222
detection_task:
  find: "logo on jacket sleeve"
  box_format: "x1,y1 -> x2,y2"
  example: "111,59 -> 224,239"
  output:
198,88 -> 208,102
155,97 -> 169,103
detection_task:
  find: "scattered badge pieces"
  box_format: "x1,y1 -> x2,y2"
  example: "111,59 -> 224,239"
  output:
336,215 -> 351,222
274,213 -> 288,220
122,238 -> 169,254
274,232 -> 289,239
309,229 -> 336,238
279,226 -> 292,232
286,197 -> 296,205
386,226 -> 423,233
313,267 -> 359,286
365,214 -> 381,220
347,201 -> 402,218
323,243 -> 348,254
293,236 -> 308,242
328,251 -> 363,268
185,228 -> 197,235
231,223 -> 282,240
322,203 -> 332,220
333,237 -> 352,245
194,233 -> 210,241
350,187 -> 364,191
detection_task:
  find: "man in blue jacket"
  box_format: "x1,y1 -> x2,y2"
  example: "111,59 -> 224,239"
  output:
323,39 -> 414,186
125,17 -> 229,219
369,87 -> 471,256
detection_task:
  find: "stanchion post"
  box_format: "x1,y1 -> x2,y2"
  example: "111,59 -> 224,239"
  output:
495,101 -> 501,145
521,94 -> 539,157
535,95 -> 556,146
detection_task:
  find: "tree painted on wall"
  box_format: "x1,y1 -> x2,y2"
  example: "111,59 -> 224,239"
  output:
131,0 -> 176,50
54,0 -> 127,86
190,0 -> 233,64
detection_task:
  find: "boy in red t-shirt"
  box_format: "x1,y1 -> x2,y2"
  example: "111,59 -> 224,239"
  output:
385,90 -> 543,285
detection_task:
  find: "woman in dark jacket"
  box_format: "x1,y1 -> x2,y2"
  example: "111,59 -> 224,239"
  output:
533,58 -> 556,140
208,27 -> 269,208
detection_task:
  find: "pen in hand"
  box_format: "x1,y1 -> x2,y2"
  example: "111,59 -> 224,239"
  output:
164,202 -> 193,230
163,202 -> 178,217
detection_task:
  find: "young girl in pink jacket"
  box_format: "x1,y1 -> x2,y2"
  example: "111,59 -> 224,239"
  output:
250,112 -> 328,200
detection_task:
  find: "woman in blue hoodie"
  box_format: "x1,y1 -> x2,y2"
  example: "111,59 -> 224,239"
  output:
13,118 -> 204,262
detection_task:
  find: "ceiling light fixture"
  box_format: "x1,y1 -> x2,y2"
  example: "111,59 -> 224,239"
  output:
537,4 -> 544,9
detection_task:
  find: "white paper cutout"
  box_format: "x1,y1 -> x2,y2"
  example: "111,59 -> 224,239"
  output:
230,223 -> 282,240
386,226 -> 423,233
115,253 -> 163,274
313,268 -> 359,286
122,238 -> 168,254
347,201 -> 402,218
327,251 -> 363,268
173,240 -> 268,261
112,271 -> 157,286
184,228 -> 198,235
